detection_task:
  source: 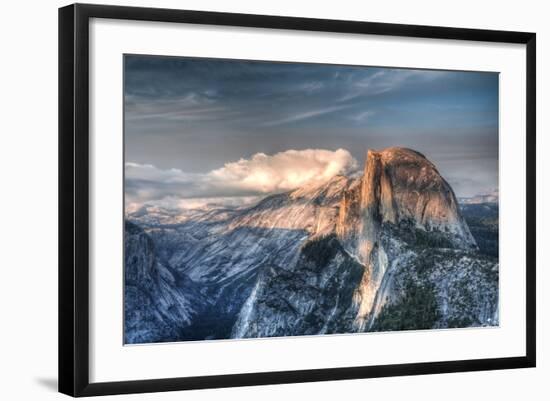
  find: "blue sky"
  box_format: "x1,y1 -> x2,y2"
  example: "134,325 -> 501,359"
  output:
124,55 -> 498,210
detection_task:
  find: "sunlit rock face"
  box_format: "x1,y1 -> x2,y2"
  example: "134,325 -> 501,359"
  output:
340,148 -> 476,255
125,147 -> 498,343
336,148 -> 478,330
373,148 -> 475,243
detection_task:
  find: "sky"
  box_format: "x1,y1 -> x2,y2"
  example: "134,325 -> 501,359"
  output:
124,54 -> 499,212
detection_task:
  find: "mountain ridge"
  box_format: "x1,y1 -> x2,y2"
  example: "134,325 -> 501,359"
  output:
125,147 -> 498,343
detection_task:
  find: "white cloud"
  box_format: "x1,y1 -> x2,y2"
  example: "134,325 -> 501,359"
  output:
126,196 -> 260,215
209,148 -> 358,192
125,148 -> 358,211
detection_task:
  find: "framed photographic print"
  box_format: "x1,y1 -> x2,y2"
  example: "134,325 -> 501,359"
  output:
58,3 -> 536,397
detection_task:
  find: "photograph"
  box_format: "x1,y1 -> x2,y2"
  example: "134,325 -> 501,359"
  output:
123,54 -> 500,344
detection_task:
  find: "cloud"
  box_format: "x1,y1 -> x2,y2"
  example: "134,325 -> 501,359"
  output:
125,148 -> 358,210
350,110 -> 376,123
338,69 -> 449,103
125,92 -> 239,123
209,148 -> 358,192
300,81 -> 324,93
125,196 -> 260,216
262,105 -> 350,127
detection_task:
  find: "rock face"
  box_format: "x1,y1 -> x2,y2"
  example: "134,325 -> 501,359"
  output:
232,235 -> 364,338
125,147 -> 498,343
335,148 -> 477,329
124,221 -> 203,343
339,148 -> 476,252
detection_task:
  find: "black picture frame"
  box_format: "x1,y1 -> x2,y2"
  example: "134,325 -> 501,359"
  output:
58,3 -> 536,397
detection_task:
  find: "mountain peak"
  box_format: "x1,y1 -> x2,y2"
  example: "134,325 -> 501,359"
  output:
369,146 -> 427,159
364,147 -> 436,177
340,146 -> 476,256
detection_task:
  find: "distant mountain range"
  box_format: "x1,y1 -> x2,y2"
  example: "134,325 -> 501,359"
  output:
125,147 -> 499,344
459,189 -> 498,205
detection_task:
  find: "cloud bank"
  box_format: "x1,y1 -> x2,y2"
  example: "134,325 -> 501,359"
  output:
126,148 -> 358,211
